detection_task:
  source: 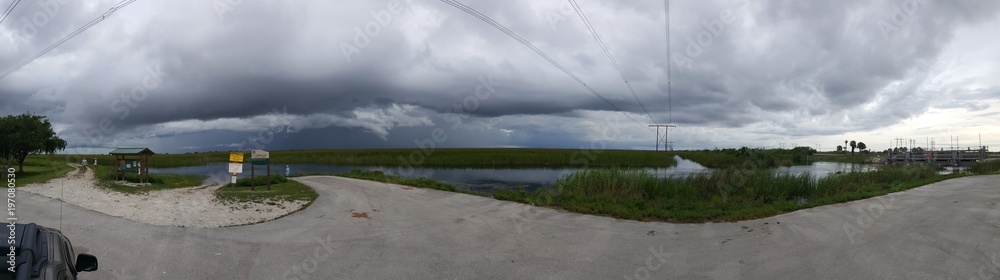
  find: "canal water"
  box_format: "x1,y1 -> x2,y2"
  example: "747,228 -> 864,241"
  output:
150,156 -> 877,193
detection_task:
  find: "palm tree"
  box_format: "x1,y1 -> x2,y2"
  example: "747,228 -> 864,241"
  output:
857,142 -> 867,153
850,140 -> 857,155
844,140 -> 848,154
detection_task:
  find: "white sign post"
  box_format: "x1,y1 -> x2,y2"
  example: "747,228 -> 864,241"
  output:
228,152 -> 244,185
228,163 -> 243,184
250,150 -> 271,191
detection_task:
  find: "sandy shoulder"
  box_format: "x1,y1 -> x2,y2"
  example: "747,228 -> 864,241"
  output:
19,164 -> 308,228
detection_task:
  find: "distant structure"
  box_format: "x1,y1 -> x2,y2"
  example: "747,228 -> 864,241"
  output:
109,147 -> 155,183
649,124 -> 676,151
884,136 -> 995,166
651,0 -> 677,152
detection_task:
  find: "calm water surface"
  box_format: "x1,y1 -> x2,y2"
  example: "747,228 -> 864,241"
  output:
150,156 -> 876,193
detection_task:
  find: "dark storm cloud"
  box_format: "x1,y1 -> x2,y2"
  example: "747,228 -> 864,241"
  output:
1,0 -> 999,152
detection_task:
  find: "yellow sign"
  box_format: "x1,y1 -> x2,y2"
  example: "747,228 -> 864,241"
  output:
229,152 -> 244,163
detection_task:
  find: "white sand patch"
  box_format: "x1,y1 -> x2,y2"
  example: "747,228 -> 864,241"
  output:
19,164 -> 308,228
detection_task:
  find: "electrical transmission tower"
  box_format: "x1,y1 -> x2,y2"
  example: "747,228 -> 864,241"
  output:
649,0 -> 677,152
649,124 -> 676,151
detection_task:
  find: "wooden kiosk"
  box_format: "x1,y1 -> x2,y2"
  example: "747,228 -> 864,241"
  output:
109,148 -> 155,183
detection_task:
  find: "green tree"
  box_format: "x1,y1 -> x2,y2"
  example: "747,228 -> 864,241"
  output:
849,140 -> 857,156
0,114 -> 67,174
844,140 -> 848,154
857,142 -> 867,153
836,145 -> 843,152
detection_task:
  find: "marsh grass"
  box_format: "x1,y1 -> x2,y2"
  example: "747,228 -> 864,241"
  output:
34,147 -> 827,169
672,147 -> 816,168
93,165 -> 207,195
224,174 -> 289,187
215,178 -> 318,204
337,169 -> 459,192
811,153 -> 872,164
494,165 -> 954,222
36,149 -> 678,168
971,160 -> 1000,175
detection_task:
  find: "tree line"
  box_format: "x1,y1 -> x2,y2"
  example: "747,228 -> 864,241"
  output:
0,113 -> 67,175
836,140 -> 867,155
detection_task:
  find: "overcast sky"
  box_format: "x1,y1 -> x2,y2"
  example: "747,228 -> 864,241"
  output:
1,0 -> 999,154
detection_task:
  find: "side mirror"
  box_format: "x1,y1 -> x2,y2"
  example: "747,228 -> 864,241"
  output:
75,254 -> 99,272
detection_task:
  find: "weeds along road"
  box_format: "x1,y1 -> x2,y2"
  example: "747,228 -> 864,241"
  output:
18,175 -> 1000,279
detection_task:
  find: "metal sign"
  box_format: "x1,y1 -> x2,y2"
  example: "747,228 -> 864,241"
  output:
251,150 -> 269,159
229,152 -> 244,162
228,163 -> 244,173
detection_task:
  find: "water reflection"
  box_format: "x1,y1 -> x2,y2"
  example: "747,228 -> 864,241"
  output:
775,161 -> 879,177
149,156 -> 876,193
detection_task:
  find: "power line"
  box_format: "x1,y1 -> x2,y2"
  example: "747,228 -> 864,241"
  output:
0,0 -> 22,26
439,0 -> 648,127
664,0 -> 671,124
0,0 -> 139,81
567,0 -> 654,124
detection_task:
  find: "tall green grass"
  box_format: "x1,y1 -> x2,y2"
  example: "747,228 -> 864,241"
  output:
971,160 -> 1000,175
262,149 -> 677,168
672,146 -> 816,168
93,164 -> 207,195
494,165 -> 952,222
337,169 -> 459,192
38,148 -> 680,168
215,176 -> 318,204
38,147 -> 848,169
811,153 -> 872,164
225,174 -> 289,187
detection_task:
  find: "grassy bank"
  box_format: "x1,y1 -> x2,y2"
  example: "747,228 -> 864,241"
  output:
492,165 -> 958,222
38,147 -> 848,169
39,148 -> 679,168
811,153 -> 873,164
971,159 -> 1000,175
93,165 -> 207,195
672,147 -> 816,168
336,169 -> 460,193
8,158 -> 76,185
215,175 -> 319,205
274,149 -> 677,168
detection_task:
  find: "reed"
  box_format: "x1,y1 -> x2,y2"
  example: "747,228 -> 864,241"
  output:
215,179 -> 318,204
494,165 -> 952,222
93,164 -> 207,194
970,160 -> 1000,175
338,169 -> 458,192
36,148 -> 679,168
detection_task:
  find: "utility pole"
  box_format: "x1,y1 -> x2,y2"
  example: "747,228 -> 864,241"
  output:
649,124 -> 676,151
650,0 -> 677,153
